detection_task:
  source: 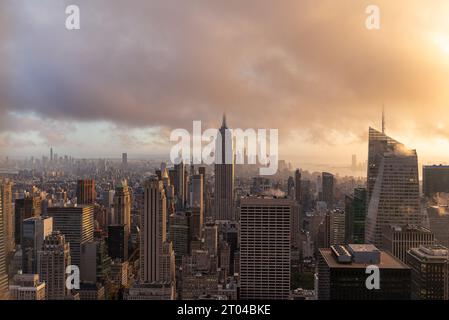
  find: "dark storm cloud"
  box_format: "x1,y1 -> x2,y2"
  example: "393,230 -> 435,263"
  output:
2,0 -> 449,146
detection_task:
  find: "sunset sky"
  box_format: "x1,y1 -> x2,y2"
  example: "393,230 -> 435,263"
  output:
1,0 -> 449,173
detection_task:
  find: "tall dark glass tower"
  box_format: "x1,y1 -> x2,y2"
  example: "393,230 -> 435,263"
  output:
365,127 -> 420,247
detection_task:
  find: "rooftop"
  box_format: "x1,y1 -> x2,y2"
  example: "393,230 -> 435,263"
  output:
408,245 -> 448,262
347,244 -> 379,253
386,224 -> 432,234
320,247 -> 409,270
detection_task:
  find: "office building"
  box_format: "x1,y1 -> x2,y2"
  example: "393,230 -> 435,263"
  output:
9,274 -> 46,300
21,216 -> 53,274
76,179 -> 96,205
80,240 -> 111,284
174,162 -> 186,210
169,212 -> 189,265
47,205 -> 94,267
294,169 -> 301,203
1,180 -> 14,254
113,180 -> 131,237
140,177 -> 167,282
318,244 -> 411,300
423,165 -> 449,197
427,205 -> 449,248
75,282 -> 105,300
38,231 -> 71,300
317,210 -> 345,248
365,127 -> 420,247
407,245 -> 448,300
124,282 -> 174,300
204,221 -> 218,256
240,197 -> 292,300
300,180 -> 312,213
15,195 -> 42,245
110,260 -> 129,287
189,174 -> 204,240
382,224 -> 434,263
321,172 -> 334,209
181,273 -> 219,300
214,115 -> 235,221
0,190 -> 8,299
344,188 -> 367,244
107,224 -> 128,261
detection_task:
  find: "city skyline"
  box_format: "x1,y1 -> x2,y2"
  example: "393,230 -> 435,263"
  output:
3,0 -> 449,305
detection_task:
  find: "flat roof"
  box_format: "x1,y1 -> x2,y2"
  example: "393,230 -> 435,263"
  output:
347,244 -> 379,253
320,248 -> 410,270
423,165 -> 449,169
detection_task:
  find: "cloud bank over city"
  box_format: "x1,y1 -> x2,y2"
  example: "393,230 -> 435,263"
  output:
1,0 -> 449,167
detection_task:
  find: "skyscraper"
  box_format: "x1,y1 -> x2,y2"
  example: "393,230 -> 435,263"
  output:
140,177 -> 167,283
189,173 -> 204,240
114,180 -> 131,231
169,212 -> 189,265
316,210 -> 346,248
382,224 -> 435,263
344,187 -> 367,244
108,225 -> 128,261
76,179 -> 96,205
294,169 -> 301,203
113,180 -> 131,237
365,127 -> 420,247
174,161 -> 186,210
0,189 -> 9,299
214,115 -> 235,221
407,245 -> 449,300
1,180 -> 14,254
427,205 -> 449,248
38,231 -> 71,300
15,195 -> 42,245
423,165 -> 449,197
22,216 -> 53,274
80,239 -> 111,285
321,172 -> 334,209
287,176 -> 294,199
318,244 -> 411,300
203,221 -> 218,256
300,179 -> 312,213
47,205 -> 94,267
240,197 -> 292,300
9,274 -> 46,300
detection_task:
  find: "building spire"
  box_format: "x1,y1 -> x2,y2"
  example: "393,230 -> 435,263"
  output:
222,113 -> 227,128
382,104 -> 386,134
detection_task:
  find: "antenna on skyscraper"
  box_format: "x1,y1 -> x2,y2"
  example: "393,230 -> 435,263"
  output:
382,104 -> 386,134
222,113 -> 227,128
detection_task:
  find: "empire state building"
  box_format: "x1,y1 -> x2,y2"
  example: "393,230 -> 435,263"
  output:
214,114 -> 235,221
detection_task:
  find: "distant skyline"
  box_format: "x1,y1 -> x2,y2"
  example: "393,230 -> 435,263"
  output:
2,1 -> 449,170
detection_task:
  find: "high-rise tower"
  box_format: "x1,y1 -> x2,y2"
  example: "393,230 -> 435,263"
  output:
240,197 -> 292,300
140,177 -> 169,283
365,127 -> 420,247
294,169 -> 301,204
213,114 -> 235,221
76,179 -> 96,205
0,188 -> 9,299
47,205 -> 94,267
1,180 -> 14,254
114,180 -> 131,236
38,231 -> 71,300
